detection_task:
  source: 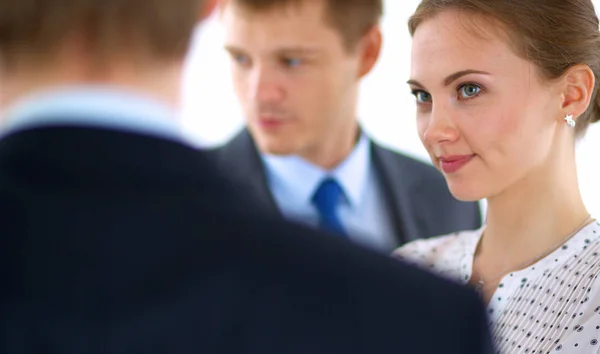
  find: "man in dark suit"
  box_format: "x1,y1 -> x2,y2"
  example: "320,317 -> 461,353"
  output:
0,0 -> 493,353
212,0 -> 481,253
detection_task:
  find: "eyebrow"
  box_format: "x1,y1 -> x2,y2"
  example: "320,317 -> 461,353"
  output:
224,45 -> 321,56
407,69 -> 491,88
224,45 -> 245,54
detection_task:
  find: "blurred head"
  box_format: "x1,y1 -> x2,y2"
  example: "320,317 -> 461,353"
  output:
222,0 -> 383,167
0,0 -> 216,110
407,0 -> 600,201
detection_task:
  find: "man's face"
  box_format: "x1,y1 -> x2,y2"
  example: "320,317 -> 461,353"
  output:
223,1 -> 373,162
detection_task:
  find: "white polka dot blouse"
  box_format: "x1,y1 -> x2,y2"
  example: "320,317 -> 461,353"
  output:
394,220 -> 600,354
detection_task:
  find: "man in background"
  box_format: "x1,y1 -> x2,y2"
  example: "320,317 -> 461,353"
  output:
212,0 -> 481,252
0,0 -> 492,353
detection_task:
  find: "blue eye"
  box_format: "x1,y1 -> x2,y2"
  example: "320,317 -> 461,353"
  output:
232,54 -> 250,66
412,90 -> 432,103
283,58 -> 302,67
459,84 -> 481,99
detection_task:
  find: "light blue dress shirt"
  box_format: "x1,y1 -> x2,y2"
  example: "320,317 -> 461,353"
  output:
261,134 -> 397,251
1,86 -> 190,145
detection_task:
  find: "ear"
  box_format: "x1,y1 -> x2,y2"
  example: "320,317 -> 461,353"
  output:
200,0 -> 218,21
560,64 -> 595,122
357,25 -> 383,78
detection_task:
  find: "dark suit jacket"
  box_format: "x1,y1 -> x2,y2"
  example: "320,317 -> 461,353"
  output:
210,129 -> 482,247
0,124 -> 493,354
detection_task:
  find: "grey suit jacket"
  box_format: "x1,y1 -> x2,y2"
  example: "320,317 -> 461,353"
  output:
209,129 -> 482,247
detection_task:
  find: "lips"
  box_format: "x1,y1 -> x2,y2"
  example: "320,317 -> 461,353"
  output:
257,116 -> 287,129
438,154 -> 475,173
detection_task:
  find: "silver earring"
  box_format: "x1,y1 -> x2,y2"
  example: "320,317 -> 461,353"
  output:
564,114 -> 576,128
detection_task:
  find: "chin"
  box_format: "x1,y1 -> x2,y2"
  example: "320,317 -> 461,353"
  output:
445,179 -> 487,202
255,138 -> 299,156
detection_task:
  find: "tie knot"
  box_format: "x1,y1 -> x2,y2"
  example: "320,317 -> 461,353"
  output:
311,177 -> 345,214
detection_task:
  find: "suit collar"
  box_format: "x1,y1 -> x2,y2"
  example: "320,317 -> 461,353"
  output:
1,86 -> 190,146
219,129 -> 422,245
259,133 -> 372,209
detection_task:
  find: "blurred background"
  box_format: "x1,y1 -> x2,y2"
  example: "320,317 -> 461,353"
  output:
180,0 -> 600,217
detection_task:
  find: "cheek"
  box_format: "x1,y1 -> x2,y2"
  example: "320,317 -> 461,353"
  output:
298,74 -> 339,115
416,115 -> 430,145
286,77 -> 314,118
471,80 -> 552,149
461,100 -> 523,152
231,71 -> 249,101
465,103 -> 547,178
416,112 -> 429,134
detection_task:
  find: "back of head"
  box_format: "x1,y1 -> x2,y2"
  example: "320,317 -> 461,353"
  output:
0,0 -> 208,70
409,0 -> 600,137
226,0 -> 383,52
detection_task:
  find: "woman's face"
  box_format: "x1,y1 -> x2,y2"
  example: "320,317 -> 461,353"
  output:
409,10 -> 564,201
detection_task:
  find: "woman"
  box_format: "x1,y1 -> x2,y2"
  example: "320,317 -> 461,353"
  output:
394,0 -> 600,352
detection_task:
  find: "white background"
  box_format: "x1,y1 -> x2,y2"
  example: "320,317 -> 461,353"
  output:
180,0 -> 600,217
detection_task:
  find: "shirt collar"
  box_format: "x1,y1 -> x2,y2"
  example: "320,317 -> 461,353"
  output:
261,133 -> 372,208
0,85 -> 188,144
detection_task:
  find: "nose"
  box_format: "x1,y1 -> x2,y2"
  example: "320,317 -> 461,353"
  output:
421,103 -> 460,146
249,65 -> 285,104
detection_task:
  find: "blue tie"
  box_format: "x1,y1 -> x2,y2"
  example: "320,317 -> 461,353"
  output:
311,178 -> 346,236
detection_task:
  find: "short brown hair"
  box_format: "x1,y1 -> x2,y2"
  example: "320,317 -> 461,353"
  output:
227,0 -> 383,52
0,0 -> 206,69
409,0 -> 600,137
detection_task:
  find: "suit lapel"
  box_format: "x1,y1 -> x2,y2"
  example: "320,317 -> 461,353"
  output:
370,142 -> 421,246
215,129 -> 282,217
217,132 -> 428,244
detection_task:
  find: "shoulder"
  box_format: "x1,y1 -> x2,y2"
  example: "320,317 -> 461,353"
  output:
392,230 -> 478,263
227,214 -> 485,314
203,129 -> 263,188
392,229 -> 482,280
206,129 -> 253,162
231,212 -> 456,294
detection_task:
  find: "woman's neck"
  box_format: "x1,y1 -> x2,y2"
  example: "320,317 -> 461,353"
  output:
478,147 -> 589,280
